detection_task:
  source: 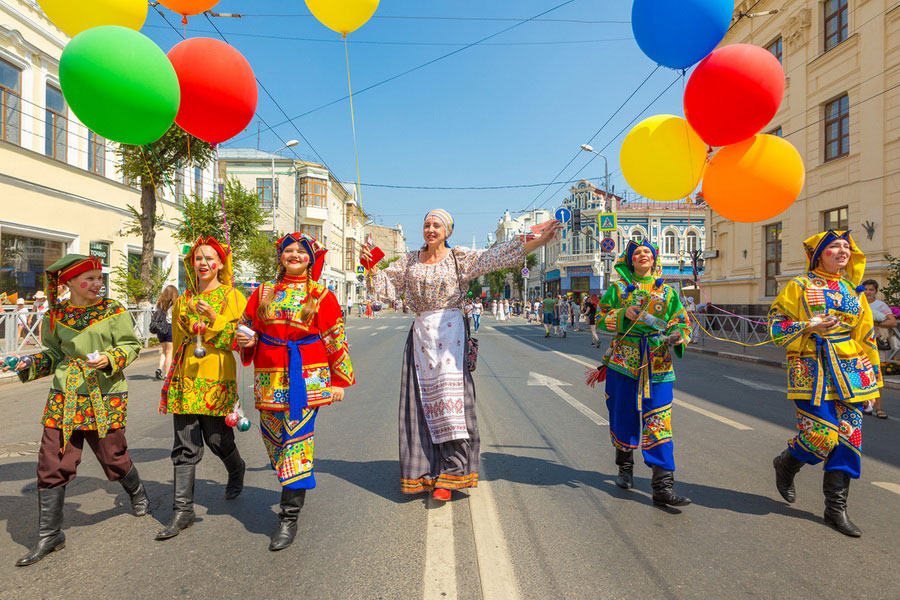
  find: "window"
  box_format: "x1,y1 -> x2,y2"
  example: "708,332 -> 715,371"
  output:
88,131 -> 105,176
767,126 -> 783,137
766,36 -> 783,64
299,178 -> 327,208
685,231 -> 699,253
572,234 -> 581,254
663,230 -> 677,255
300,224 -> 322,241
824,0 -> 848,52
0,232 -> 65,301
174,168 -> 184,202
194,166 -> 203,199
764,223 -> 782,297
345,238 -> 357,270
824,94 -> 849,161
257,178 -> 278,209
45,84 -> 66,161
0,58 -> 21,144
823,206 -> 849,231
630,230 -> 644,243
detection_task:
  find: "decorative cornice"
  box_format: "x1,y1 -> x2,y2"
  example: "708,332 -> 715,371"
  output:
784,8 -> 812,51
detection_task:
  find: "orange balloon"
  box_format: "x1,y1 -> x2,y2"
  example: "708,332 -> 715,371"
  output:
702,134 -> 805,223
159,1 -> 219,17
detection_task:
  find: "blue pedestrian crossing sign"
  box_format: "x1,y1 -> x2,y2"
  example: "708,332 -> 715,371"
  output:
356,265 -> 365,275
598,213 -> 617,231
555,207 -> 571,224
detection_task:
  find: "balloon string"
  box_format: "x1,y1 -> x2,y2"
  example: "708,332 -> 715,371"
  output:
343,35 -> 364,210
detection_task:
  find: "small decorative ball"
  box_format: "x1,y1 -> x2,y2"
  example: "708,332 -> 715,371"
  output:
18,356 -> 33,369
224,412 -> 239,427
193,347 -> 207,359
236,417 -> 251,432
4,356 -> 18,369
192,322 -> 207,335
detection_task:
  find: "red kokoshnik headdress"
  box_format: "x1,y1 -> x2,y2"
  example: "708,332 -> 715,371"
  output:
276,232 -> 328,281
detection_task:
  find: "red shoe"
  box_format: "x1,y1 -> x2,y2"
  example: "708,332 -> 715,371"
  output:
432,488 -> 451,502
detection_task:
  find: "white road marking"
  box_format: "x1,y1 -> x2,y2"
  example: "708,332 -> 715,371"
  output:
673,399 -> 754,430
550,350 -> 595,369
872,481 -> 900,496
377,325 -> 389,330
468,482 -> 522,600
527,372 -> 608,426
724,376 -> 784,393
396,326 -> 407,330
370,332 -> 378,336
359,326 -> 372,330
423,498 -> 457,600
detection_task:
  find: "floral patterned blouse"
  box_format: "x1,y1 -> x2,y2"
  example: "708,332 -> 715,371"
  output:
368,240 -> 527,313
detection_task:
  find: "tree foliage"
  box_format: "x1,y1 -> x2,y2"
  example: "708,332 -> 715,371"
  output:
883,253 -> 900,307
173,178 -> 266,268
116,124 -> 215,302
245,232 -> 281,283
110,251 -> 170,306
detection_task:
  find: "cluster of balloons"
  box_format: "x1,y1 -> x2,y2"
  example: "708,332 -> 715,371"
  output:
622,0 -> 805,223
43,0 -> 257,146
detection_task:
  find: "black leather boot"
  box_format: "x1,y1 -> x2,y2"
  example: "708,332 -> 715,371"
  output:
119,464 -> 150,516
773,448 -> 804,503
823,470 -> 861,537
156,465 -> 196,540
16,487 -> 66,567
269,488 -> 306,551
651,466 -> 692,507
222,447 -> 246,500
615,449 -> 634,489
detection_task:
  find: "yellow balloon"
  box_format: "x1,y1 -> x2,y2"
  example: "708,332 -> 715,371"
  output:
620,114 -> 708,202
305,0 -> 380,35
38,0 -> 148,38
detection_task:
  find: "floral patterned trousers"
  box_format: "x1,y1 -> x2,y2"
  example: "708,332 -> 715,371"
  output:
788,399 -> 862,478
605,369 -> 675,471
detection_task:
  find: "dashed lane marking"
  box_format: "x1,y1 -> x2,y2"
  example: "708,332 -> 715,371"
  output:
423,497 -> 457,600
872,481 -> 900,496
468,481 -> 522,600
673,399 -> 753,431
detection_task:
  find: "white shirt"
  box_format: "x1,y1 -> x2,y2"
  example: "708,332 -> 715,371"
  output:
16,306 -> 29,326
869,298 -> 891,322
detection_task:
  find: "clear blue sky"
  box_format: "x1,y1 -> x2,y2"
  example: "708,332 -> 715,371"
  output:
141,0 -> 687,249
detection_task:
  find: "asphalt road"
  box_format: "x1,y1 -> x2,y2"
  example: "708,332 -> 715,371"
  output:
1,311 -> 898,599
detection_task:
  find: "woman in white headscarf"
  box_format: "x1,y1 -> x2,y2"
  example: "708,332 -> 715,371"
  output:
364,210 -> 559,501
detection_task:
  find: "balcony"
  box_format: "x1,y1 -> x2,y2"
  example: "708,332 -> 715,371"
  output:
297,204 -> 328,222
557,252 -> 601,265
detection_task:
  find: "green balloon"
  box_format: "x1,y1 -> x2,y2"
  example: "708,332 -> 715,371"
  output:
59,26 -> 179,146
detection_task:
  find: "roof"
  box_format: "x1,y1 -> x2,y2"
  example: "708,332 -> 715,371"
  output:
217,148 -> 322,166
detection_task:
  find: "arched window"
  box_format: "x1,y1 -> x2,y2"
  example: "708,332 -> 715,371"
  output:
685,231 -> 699,253
630,229 -> 644,243
663,230 -> 677,255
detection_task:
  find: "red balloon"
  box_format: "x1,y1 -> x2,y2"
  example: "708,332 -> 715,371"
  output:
683,44 -> 785,147
225,412 -> 239,427
167,38 -> 258,144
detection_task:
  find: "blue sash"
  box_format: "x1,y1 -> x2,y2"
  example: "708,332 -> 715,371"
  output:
810,334 -> 854,406
621,331 -> 661,411
258,332 -> 321,420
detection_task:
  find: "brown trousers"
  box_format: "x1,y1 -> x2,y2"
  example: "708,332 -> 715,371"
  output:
36,427 -> 133,489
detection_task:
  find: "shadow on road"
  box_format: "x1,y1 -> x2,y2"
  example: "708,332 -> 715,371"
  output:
481,452 -> 821,523
316,458 -> 417,505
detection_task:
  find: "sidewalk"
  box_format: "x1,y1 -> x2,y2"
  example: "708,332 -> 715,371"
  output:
0,346 -> 161,386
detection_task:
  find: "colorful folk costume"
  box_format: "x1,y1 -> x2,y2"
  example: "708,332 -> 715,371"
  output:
367,209 -> 526,498
156,237 -> 248,540
241,233 -> 355,550
13,255 -> 147,566
768,230 -> 881,537
596,240 -> 692,507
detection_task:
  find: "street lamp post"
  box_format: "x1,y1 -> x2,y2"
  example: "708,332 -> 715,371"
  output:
580,144 -> 611,290
271,140 -> 299,234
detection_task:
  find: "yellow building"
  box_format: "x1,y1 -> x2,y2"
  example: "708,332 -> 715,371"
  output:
0,0 -> 211,304
703,0 -> 899,313
217,149 -> 366,305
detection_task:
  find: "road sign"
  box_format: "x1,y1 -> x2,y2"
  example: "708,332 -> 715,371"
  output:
598,213 -> 617,231
600,237 -> 616,253
522,267 -> 530,277
356,265 -> 365,275
555,207 -> 571,224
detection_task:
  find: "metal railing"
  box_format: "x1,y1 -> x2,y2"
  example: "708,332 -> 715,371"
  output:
688,312 -> 771,350
0,308 -> 154,357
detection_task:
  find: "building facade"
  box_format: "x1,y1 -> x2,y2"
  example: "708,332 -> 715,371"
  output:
703,0 -> 899,314
366,223 -> 407,262
217,149 -> 366,306
0,0 -> 211,306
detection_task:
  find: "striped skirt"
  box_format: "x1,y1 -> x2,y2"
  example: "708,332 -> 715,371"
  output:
399,329 -> 480,494
260,408 -> 318,489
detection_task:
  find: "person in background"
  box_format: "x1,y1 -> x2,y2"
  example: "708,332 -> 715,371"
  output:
572,296 -> 582,331
542,293 -> 556,338
33,291 -> 49,341
346,299 -> 353,319
557,295 -> 570,338
861,279 -> 896,419
584,296 -> 599,347
154,285 -> 178,381
16,297 -> 30,344
472,297 -> 483,332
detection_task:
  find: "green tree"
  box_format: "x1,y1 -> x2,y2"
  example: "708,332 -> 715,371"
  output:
117,125 -> 215,302
173,178 -> 267,266
110,251 -> 171,305
883,253 -> 900,307
245,231 -> 281,283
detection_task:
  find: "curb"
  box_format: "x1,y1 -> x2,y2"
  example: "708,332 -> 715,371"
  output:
0,346 -> 162,387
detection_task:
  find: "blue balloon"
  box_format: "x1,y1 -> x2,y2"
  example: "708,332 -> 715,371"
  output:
632,0 -> 733,70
